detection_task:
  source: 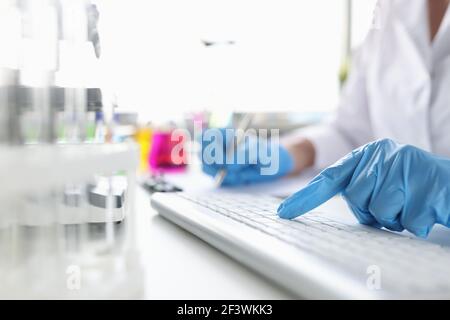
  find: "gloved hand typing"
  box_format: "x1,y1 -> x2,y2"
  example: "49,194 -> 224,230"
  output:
277,139 -> 450,238
201,128 -> 294,186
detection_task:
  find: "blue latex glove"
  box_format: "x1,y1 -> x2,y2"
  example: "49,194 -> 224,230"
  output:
277,139 -> 450,238
201,128 -> 294,186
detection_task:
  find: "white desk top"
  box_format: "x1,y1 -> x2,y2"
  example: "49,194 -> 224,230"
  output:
135,167 -> 450,299
135,186 -> 294,299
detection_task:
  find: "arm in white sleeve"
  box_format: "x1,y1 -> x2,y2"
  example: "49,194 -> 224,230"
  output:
285,35 -> 376,170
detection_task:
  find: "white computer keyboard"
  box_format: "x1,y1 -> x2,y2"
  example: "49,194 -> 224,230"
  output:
174,192 -> 450,296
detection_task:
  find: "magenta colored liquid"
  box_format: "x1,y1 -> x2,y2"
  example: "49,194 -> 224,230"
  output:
149,131 -> 187,173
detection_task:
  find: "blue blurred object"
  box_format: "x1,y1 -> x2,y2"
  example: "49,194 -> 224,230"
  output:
201,128 -> 294,186
278,139 -> 450,238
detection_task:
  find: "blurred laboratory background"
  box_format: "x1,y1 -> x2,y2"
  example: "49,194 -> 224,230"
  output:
0,0 -> 377,299
99,0 -> 376,120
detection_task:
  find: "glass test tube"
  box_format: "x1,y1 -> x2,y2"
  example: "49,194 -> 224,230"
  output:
18,0 -> 59,144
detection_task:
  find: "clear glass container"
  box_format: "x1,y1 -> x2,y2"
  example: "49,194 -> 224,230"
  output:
0,0 -> 143,299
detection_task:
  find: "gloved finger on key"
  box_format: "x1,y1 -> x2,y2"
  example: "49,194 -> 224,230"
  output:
277,148 -> 365,219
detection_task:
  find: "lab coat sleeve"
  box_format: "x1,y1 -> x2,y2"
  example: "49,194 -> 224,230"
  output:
284,35 -> 375,170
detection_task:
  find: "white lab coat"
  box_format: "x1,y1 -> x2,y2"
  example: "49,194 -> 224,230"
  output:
296,0 -> 450,169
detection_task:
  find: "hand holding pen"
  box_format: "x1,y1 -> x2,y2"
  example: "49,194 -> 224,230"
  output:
201,114 -> 295,187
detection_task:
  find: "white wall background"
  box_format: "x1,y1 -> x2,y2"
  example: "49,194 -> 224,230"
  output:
96,0 -> 377,123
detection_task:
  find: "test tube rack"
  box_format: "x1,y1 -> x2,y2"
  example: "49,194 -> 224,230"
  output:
0,142 -> 144,299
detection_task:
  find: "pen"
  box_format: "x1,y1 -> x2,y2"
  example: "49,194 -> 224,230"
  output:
214,113 -> 253,187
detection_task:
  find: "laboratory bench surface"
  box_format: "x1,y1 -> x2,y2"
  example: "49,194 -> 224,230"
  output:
134,186 -> 295,299
133,168 -> 450,300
